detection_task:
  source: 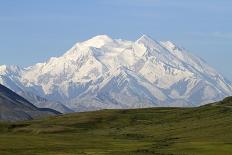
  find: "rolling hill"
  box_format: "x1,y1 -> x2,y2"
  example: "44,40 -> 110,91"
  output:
0,84 -> 60,121
0,97 -> 232,155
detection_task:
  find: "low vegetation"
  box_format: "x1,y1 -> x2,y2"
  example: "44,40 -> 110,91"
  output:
0,97 -> 232,155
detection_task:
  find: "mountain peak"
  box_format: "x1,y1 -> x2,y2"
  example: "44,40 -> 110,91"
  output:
1,35 -> 232,112
91,35 -> 113,41
136,34 -> 160,47
136,34 -> 153,42
81,35 -> 114,48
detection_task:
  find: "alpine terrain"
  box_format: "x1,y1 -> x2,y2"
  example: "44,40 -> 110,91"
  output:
0,84 -> 59,121
0,35 -> 232,112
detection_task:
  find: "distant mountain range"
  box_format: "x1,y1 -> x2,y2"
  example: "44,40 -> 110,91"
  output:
0,84 -> 59,121
0,35 -> 232,112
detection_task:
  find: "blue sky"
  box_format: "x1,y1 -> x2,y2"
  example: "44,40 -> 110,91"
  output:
0,0 -> 232,80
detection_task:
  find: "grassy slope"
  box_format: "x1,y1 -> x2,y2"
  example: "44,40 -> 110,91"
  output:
0,97 -> 232,155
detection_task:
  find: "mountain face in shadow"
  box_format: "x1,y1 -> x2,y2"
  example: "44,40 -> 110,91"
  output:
0,84 -> 60,121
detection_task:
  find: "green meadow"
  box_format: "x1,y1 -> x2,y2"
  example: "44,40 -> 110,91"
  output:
0,97 -> 232,155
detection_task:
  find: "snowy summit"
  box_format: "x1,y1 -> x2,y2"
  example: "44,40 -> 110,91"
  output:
0,35 -> 232,113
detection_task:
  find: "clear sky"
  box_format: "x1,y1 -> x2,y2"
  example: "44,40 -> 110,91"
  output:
0,0 -> 232,80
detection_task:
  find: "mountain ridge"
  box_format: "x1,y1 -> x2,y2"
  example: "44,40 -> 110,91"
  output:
0,34 -> 231,112
0,84 -> 60,121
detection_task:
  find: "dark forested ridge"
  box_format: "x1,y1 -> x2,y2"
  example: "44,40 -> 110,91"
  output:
0,84 -> 60,121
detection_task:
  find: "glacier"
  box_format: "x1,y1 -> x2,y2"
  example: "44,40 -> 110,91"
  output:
0,34 -> 232,112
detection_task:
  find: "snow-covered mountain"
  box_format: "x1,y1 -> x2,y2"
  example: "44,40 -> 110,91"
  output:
1,35 -> 232,112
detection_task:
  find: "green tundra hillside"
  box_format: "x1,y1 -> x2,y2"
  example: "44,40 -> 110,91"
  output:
0,97 -> 232,155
